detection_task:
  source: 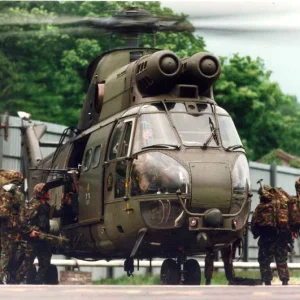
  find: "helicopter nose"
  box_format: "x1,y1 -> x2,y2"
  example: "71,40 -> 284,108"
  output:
204,208 -> 223,228
189,162 -> 231,210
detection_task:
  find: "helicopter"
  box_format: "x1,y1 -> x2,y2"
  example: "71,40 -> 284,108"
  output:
4,7 -> 252,285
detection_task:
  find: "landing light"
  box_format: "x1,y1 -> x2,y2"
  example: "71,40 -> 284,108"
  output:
189,217 -> 198,227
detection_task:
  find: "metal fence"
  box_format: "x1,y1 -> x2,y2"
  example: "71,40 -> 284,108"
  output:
1,114 -> 300,279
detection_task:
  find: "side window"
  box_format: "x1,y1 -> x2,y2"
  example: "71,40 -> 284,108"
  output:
83,149 -> 92,171
92,145 -> 102,168
108,121 -> 125,160
119,121 -> 133,157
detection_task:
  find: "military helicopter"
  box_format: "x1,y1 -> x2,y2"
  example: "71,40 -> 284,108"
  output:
5,7 -> 252,285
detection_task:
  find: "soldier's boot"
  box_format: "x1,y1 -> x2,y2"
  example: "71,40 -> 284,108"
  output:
282,280 -> 289,286
264,281 -> 271,286
205,279 -> 211,285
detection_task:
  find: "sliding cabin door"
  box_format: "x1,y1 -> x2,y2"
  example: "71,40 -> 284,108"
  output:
78,123 -> 114,225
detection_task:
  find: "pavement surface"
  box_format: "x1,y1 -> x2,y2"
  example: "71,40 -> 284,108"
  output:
1,285 -> 300,300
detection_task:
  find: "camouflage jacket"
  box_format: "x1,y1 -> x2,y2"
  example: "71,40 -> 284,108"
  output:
23,197 -> 61,235
0,187 -> 25,232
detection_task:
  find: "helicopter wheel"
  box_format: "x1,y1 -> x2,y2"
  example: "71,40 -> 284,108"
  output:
183,259 -> 201,285
160,258 -> 180,285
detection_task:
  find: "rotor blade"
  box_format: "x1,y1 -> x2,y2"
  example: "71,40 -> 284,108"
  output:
191,13 -> 300,32
0,26 -> 107,38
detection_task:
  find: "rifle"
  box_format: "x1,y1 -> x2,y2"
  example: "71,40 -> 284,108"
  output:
37,232 -> 70,247
29,168 -> 79,191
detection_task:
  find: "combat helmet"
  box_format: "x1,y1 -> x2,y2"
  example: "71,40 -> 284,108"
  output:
259,184 -> 275,202
32,182 -> 49,199
0,169 -> 23,186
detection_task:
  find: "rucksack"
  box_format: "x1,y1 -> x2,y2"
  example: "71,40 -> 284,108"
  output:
273,188 -> 289,229
252,202 -> 276,228
276,188 -> 300,229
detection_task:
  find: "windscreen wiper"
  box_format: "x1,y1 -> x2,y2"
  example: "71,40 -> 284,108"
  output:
202,117 -> 219,149
141,144 -> 181,150
225,144 -> 245,151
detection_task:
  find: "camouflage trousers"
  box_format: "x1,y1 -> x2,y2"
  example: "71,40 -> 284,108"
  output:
0,232 -> 17,281
258,236 -> 289,283
205,245 -> 235,282
17,240 -> 51,283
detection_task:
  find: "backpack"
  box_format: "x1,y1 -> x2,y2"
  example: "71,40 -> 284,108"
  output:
252,202 -> 276,228
276,187 -> 300,229
273,188 -> 289,229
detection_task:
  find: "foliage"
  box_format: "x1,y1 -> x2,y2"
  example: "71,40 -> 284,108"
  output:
0,1 -> 299,160
258,150 -> 284,166
215,55 -> 300,160
93,274 -> 160,285
93,270 -> 300,285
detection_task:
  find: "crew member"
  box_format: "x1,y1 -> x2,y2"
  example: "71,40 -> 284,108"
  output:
204,244 -> 235,285
251,184 -> 290,286
17,183 -> 61,284
0,170 -> 24,284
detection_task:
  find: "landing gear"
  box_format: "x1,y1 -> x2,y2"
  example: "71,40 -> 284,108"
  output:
160,258 -> 180,285
124,258 -> 134,277
160,256 -> 201,285
183,259 -> 201,285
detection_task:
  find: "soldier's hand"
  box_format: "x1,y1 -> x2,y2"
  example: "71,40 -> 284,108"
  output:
29,230 -> 40,238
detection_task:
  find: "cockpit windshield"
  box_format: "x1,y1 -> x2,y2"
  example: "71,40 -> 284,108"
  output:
171,113 -> 218,147
133,113 -> 179,153
217,115 -> 243,149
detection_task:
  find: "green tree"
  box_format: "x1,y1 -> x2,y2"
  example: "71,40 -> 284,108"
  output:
0,1 -> 299,161
215,55 -> 300,160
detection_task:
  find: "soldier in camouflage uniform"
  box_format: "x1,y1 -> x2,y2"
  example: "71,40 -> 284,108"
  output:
0,169 -> 24,284
17,182 -> 60,284
296,178 -> 300,198
252,184 -> 290,286
204,244 -> 235,285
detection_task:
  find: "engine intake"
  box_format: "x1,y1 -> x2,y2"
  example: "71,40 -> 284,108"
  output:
181,52 -> 221,94
135,50 -> 181,96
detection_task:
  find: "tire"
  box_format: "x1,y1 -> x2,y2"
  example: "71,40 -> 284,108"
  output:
183,259 -> 201,285
44,264 -> 58,285
160,258 -> 180,285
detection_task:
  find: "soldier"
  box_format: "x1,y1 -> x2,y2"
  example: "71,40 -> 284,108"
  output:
296,178 -> 300,198
0,170 -> 24,284
17,183 -> 61,284
204,244 -> 235,285
252,184 -> 290,286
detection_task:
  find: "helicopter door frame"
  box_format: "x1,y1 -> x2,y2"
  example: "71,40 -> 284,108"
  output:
104,117 -> 135,204
77,123 -> 114,226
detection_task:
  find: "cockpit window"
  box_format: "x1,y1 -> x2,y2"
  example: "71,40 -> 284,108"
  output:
139,103 -> 165,113
165,102 -> 186,112
218,115 -> 243,149
130,152 -> 190,196
196,103 -> 213,113
215,106 -> 229,115
171,113 -> 218,147
166,102 -> 212,113
133,113 -> 179,153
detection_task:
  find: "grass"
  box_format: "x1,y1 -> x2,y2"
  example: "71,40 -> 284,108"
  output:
93,270 -> 300,285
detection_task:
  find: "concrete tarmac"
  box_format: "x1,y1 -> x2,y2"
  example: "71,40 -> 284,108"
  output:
0,285 -> 300,300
